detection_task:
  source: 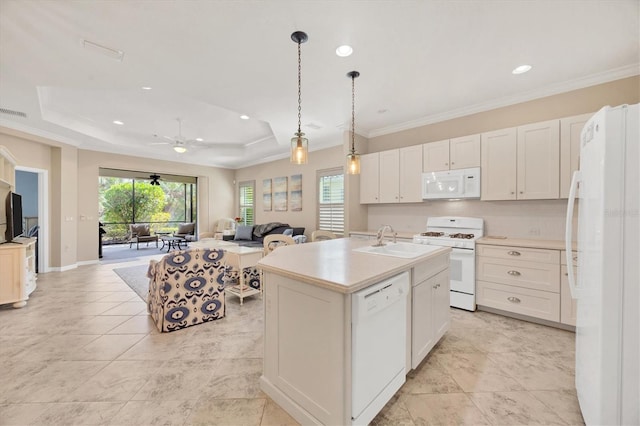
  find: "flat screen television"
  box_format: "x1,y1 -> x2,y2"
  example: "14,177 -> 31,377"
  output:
5,191 -> 24,241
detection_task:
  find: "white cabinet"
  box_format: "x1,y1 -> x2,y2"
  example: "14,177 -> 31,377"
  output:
359,152 -> 380,203
481,127 -> 517,200
360,146 -> 423,204
517,120 -> 560,200
399,145 -> 423,202
0,239 -> 37,308
481,120 -> 560,201
0,146 -> 17,244
411,253 -> 450,369
423,135 -> 480,172
560,113 -> 592,198
379,149 -> 400,203
476,244 -> 560,322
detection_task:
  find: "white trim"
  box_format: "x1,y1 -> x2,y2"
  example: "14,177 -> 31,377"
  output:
77,259 -> 99,266
15,166 -> 50,274
0,120 -> 83,147
48,264 -> 78,272
368,65 -> 640,138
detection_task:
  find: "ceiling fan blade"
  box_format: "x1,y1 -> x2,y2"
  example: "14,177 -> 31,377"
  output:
150,141 -> 170,145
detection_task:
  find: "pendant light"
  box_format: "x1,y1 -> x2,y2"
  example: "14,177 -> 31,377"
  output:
290,31 -> 309,164
346,70 -> 361,175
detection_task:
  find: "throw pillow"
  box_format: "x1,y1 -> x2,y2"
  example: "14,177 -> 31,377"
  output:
283,228 -> 294,236
234,225 -> 254,241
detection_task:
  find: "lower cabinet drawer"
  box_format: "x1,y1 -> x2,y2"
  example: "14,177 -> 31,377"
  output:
477,280 -> 560,322
477,256 -> 560,293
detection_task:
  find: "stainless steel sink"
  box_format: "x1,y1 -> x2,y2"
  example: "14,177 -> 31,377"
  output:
353,242 -> 442,258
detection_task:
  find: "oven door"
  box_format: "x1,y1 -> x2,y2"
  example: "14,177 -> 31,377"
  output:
449,247 -> 475,294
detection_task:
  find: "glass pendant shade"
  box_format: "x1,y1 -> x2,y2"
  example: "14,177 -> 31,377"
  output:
290,133 -> 308,164
173,145 -> 187,153
347,151 -> 360,175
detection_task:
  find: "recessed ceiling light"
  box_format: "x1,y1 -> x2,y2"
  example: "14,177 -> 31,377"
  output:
335,45 -> 353,57
240,115 -> 250,120
141,86 -> 152,90
113,120 -> 124,125
512,64 -> 532,75
195,138 -> 203,142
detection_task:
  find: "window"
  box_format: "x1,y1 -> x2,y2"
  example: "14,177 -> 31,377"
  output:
238,180 -> 255,225
317,168 -> 344,234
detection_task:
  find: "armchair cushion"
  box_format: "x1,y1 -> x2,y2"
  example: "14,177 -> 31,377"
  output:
131,223 -> 151,237
147,248 -> 226,332
176,222 -> 195,235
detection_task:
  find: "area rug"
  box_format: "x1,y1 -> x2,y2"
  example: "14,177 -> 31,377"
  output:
113,264 -> 149,301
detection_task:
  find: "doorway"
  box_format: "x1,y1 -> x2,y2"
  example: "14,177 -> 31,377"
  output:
15,167 -> 48,273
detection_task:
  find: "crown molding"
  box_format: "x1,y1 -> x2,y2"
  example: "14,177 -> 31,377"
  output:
368,64 -> 640,138
0,120 -> 83,147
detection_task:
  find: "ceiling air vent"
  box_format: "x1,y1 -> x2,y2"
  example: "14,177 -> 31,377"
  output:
0,108 -> 27,118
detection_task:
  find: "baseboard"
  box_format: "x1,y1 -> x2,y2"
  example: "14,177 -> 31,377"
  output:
259,376 -> 323,426
48,263 -> 78,272
77,259 -> 99,266
477,305 -> 576,332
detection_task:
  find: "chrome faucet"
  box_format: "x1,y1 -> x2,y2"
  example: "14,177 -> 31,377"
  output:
373,225 -> 397,247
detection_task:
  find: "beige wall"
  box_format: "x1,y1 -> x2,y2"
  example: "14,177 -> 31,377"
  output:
363,76 -> 640,240
234,144 -> 346,236
370,76 -> 640,151
77,150 -> 235,262
0,127 -> 236,267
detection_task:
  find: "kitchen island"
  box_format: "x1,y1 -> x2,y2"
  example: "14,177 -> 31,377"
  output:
257,237 -> 451,426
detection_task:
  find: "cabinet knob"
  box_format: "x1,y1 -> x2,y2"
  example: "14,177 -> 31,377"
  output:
451,162 -> 454,165
519,191 -> 524,194
433,284 -> 440,289
507,270 -> 521,276
507,296 -> 521,304
511,191 -> 515,195
445,162 -> 448,166
507,251 -> 521,256
572,256 -> 577,261
564,272 -> 568,276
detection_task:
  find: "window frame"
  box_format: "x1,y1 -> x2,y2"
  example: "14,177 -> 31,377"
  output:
238,180 -> 256,226
316,167 -> 344,235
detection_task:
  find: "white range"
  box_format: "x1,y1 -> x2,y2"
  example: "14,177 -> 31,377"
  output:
413,216 -> 484,311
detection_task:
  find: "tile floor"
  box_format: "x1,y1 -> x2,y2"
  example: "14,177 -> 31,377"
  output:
0,258 -> 584,425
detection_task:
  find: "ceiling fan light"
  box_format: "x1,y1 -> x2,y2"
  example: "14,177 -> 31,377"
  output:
336,45 -> 353,57
173,145 -> 187,153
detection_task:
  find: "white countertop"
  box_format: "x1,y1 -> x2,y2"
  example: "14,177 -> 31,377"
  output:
257,237 -> 450,294
477,236 -> 577,251
349,230 -> 417,240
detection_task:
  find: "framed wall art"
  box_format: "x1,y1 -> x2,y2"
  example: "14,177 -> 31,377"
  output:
273,176 -> 288,211
262,178 -> 272,211
290,174 -> 302,211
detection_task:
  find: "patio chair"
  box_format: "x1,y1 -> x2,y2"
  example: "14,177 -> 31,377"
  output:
129,223 -> 158,250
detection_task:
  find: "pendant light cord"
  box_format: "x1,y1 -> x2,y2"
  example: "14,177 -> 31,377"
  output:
297,40 -> 302,135
351,74 -> 356,152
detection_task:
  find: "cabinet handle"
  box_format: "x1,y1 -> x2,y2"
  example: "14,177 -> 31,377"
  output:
507,251 -> 521,256
433,284 -> 440,289
507,270 -> 521,276
507,296 -> 521,304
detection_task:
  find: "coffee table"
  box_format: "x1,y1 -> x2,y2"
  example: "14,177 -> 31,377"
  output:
160,236 -> 186,252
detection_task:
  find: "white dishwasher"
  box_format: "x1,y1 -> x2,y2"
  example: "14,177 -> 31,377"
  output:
351,271 -> 408,425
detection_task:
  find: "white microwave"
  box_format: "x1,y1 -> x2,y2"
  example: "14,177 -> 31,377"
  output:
421,167 -> 481,200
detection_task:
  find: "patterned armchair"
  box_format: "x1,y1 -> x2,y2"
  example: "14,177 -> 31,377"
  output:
147,248 -> 226,332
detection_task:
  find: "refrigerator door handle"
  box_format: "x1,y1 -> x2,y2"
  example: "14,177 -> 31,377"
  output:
565,170 -> 581,299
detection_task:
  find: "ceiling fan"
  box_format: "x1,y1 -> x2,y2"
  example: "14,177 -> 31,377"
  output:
149,174 -> 161,185
151,118 -> 198,153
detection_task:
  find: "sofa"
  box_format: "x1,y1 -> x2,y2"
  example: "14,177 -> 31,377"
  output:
147,248 -> 227,332
232,222 -> 305,248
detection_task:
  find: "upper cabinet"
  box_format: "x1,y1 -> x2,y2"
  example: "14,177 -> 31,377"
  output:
481,127 -> 518,200
423,134 -> 480,172
0,145 -> 17,188
560,113 -> 593,198
360,152 -> 380,204
516,120 -> 560,200
360,145 -> 423,204
481,119 -> 560,201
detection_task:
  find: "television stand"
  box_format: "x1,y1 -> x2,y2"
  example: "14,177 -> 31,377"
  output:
0,238 -> 37,308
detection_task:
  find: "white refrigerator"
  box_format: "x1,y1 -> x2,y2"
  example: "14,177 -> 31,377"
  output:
565,103 -> 639,425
